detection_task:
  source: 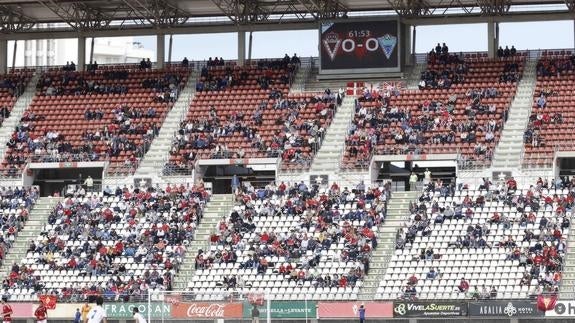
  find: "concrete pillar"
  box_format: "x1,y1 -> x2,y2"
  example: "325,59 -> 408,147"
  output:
77,36 -> 86,71
238,31 -> 246,66
248,31 -> 253,63
402,23 -> 412,66
495,22 -> 500,52
412,26 -> 417,55
168,34 -> 173,66
487,21 -> 499,58
11,41 -> 17,71
89,37 -> 95,66
156,33 -> 165,69
0,40 -> 7,74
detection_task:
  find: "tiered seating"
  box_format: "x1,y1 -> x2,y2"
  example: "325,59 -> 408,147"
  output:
164,60 -> 335,175
279,91 -> 337,172
3,184 -> 209,302
523,51 -> 575,167
1,66 -> 189,177
0,186 -> 39,262
189,181 -> 390,300
343,54 -> 525,169
0,71 -> 33,125
376,178 -> 568,300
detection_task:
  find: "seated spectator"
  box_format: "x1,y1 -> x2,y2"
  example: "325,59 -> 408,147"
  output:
458,278 -> 469,292
426,268 -> 439,280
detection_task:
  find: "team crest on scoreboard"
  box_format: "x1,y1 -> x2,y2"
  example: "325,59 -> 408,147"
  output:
323,32 -> 341,61
378,34 -> 397,59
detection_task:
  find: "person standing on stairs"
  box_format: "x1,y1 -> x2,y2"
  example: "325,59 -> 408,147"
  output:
423,168 -> 432,185
409,172 -> 418,191
231,174 -> 240,195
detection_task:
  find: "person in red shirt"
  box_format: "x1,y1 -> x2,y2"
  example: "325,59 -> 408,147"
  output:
458,278 -> 470,292
1,297 -> 13,323
34,300 -> 47,323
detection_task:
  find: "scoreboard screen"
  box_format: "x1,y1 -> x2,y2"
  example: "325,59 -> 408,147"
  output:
319,20 -> 400,73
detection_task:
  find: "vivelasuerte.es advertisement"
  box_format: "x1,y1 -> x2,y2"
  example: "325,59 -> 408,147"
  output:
393,302 -> 468,317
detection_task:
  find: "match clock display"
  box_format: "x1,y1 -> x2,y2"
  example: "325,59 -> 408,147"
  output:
320,20 -> 400,72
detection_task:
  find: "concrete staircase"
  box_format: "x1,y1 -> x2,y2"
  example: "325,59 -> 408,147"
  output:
0,73 -> 39,164
308,95 -> 355,175
290,63 -> 311,93
173,194 -> 234,290
406,63 -> 426,90
134,70 -> 196,179
359,190 -> 419,300
559,227 -> 575,299
278,95 -> 371,187
0,196 -> 59,279
491,59 -> 537,172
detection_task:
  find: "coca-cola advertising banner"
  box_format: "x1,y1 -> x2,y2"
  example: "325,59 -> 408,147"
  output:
171,302 -> 243,319
318,302 -> 393,318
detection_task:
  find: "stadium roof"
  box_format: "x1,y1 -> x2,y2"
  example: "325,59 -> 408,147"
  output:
0,0 -> 574,39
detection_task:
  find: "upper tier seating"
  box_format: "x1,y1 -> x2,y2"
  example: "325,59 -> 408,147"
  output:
188,181 -> 390,301
1,66 -> 189,177
376,177 -> 567,300
164,58 -> 337,176
3,184 -> 209,302
343,53 -> 525,169
523,51 -> 575,167
0,71 -> 33,126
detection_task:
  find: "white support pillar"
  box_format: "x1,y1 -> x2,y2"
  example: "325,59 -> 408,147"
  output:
238,31 -> 246,66
156,34 -> 165,69
0,40 -> 7,74
487,21 -> 499,58
77,36 -> 86,71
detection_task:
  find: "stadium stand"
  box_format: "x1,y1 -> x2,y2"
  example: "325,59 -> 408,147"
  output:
523,51 -> 574,167
0,72 -> 32,127
342,50 -> 525,169
0,186 -> 39,266
163,58 -> 339,175
377,177 -> 567,300
1,66 -> 190,177
188,180 -> 390,300
3,184 -> 209,302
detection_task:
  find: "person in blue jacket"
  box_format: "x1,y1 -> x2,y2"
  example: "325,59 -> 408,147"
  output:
358,304 -> 366,323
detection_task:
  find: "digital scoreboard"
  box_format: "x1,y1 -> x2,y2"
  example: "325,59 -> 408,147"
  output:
319,20 -> 400,74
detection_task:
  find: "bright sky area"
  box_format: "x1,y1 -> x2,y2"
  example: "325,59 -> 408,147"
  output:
129,20 -> 575,61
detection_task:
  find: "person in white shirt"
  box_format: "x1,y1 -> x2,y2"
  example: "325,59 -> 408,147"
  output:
85,297 -> 107,323
423,168 -> 432,185
132,307 -> 147,323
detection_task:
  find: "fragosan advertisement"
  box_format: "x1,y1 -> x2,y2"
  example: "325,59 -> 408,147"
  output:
393,302 -> 467,317
469,301 -> 543,317
103,303 -> 171,318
